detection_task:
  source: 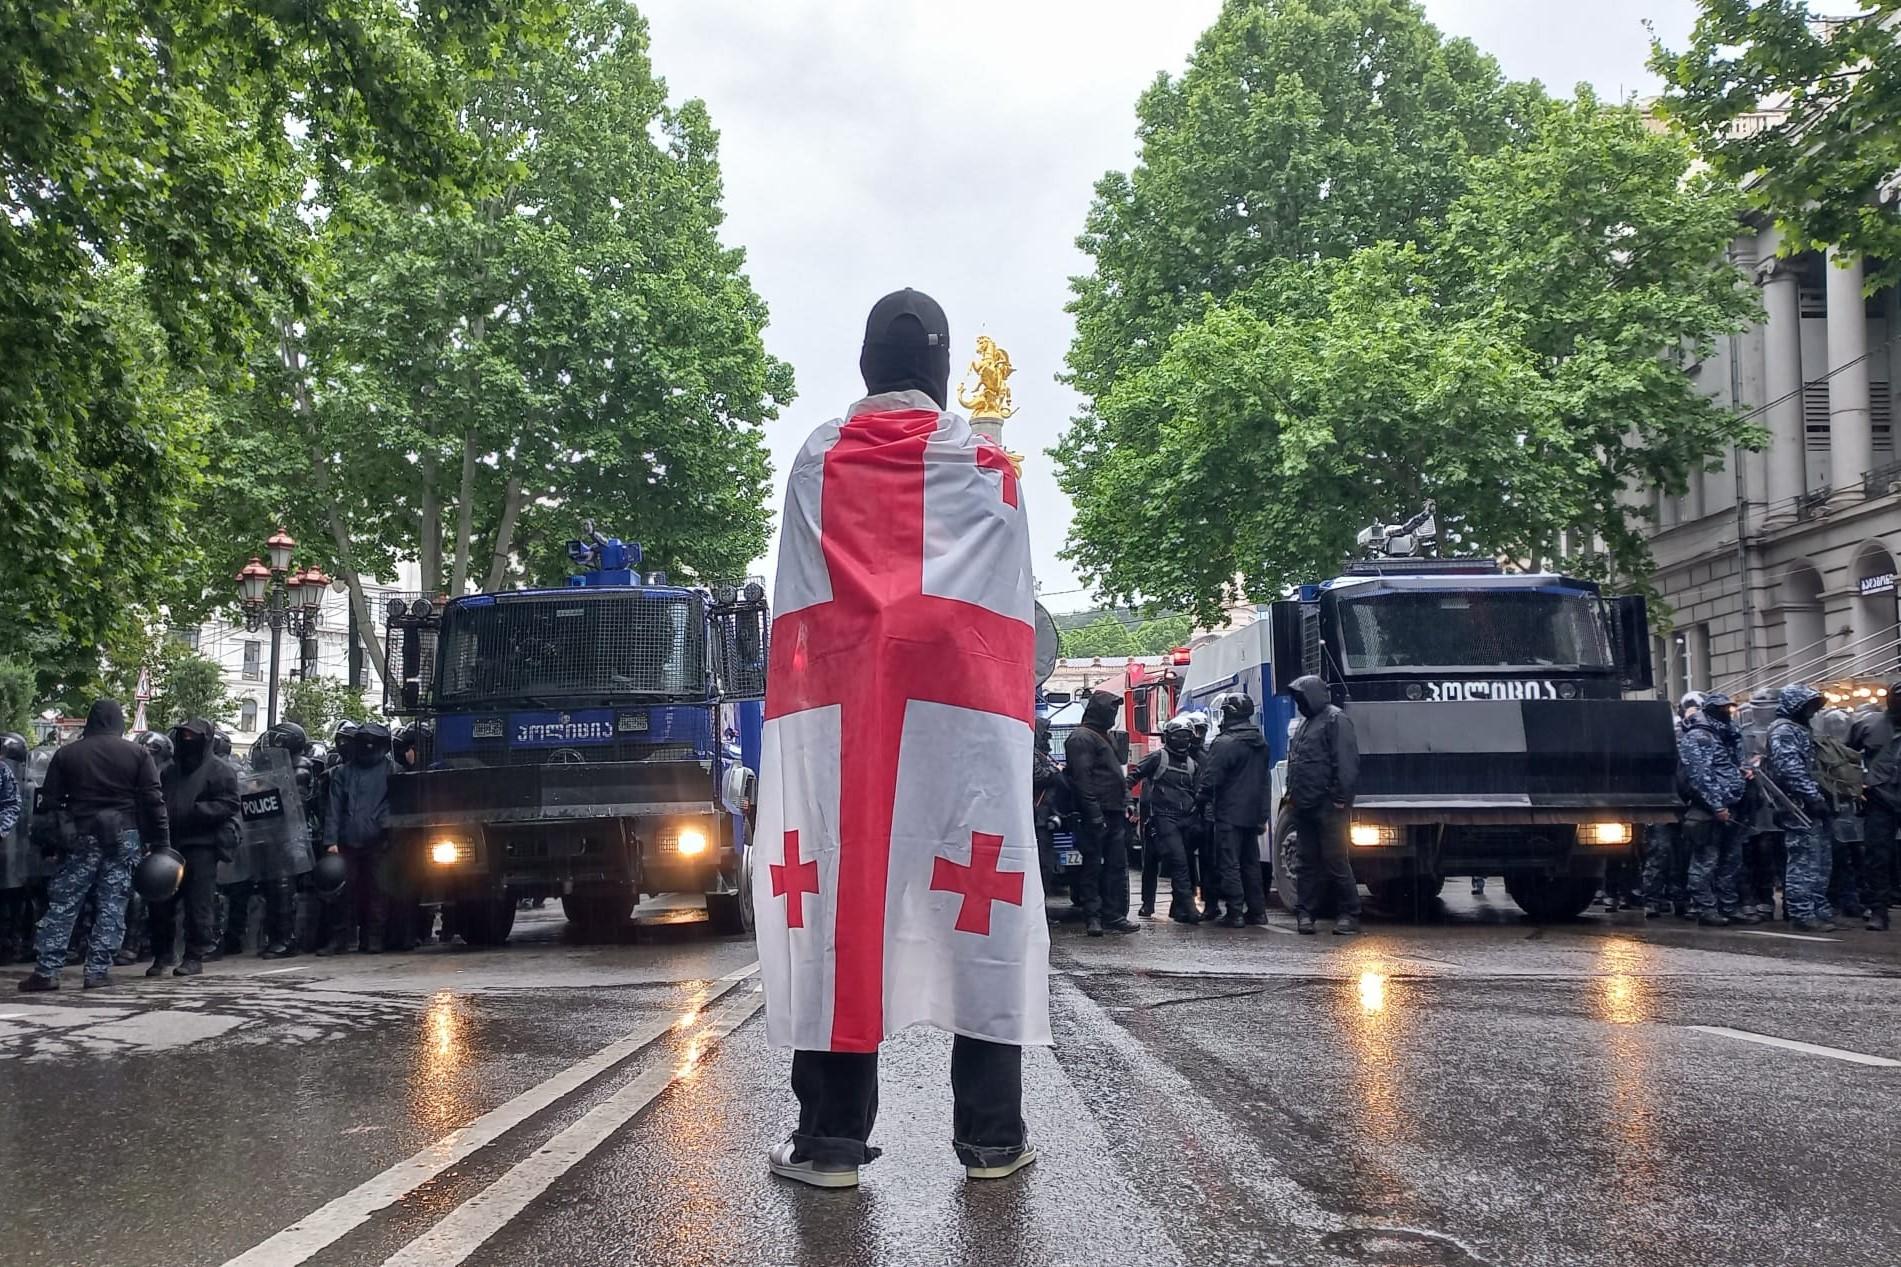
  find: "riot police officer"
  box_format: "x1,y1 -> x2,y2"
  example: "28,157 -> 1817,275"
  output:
322,722 -> 396,953
0,733 -> 25,962
146,719 -> 240,976
117,731 -> 176,965
1129,717 -> 1202,923
251,722 -> 316,958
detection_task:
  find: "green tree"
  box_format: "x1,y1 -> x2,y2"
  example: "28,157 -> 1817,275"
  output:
1130,615 -> 1194,656
1058,1 -> 1758,623
280,676 -> 373,738
1,0 -> 565,684
240,0 -> 789,673
145,644 -> 238,731
0,657 -> 36,735
1653,2 -> 1901,287
1062,616 -> 1139,659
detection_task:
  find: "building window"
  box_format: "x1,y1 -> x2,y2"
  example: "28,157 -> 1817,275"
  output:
1688,624 -> 1711,692
240,698 -> 258,731
242,641 -> 261,682
170,626 -> 200,652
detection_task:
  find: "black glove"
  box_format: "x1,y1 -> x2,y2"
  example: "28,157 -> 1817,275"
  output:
1805,797 -> 1828,820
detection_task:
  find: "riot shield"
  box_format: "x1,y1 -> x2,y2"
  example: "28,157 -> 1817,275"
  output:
0,756 -> 38,890
222,747 -> 313,884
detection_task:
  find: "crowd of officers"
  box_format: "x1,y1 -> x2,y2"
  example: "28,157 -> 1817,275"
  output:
1033,674 -> 1364,937
5,704 -> 439,992
1645,683 -> 1896,933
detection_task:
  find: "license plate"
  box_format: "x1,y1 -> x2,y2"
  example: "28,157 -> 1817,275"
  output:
1059,850 -> 1083,868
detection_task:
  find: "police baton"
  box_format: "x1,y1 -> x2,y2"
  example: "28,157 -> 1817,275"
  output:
1754,769 -> 1813,832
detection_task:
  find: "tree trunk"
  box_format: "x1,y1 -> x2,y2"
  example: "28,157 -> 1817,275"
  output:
419,452 -> 441,600
450,429 -> 478,596
484,477 -> 525,592
278,321 -> 388,683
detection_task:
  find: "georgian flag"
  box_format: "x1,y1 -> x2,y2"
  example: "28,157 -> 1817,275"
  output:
752,390 -> 1051,1053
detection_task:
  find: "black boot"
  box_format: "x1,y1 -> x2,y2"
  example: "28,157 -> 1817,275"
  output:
17,972 -> 57,992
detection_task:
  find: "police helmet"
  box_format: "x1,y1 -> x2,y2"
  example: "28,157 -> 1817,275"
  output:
265,721 -> 309,755
1678,691 -> 1704,715
312,850 -> 349,898
356,721 -> 393,757
1162,715 -> 1196,735
0,732 -> 26,764
211,731 -> 232,758
1221,693 -> 1256,723
134,846 -> 186,903
306,740 -> 329,764
139,731 -> 174,761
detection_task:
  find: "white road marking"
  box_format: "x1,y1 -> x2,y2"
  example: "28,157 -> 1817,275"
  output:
1738,930 -> 1841,943
1684,1025 -> 1901,1068
249,966 -> 306,976
378,988 -> 765,1267
219,962 -> 758,1267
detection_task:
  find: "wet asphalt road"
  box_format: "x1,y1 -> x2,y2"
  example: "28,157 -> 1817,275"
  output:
1,884 -> 1897,1267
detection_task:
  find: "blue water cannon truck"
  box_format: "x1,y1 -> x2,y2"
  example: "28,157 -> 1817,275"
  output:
384,526 -> 767,943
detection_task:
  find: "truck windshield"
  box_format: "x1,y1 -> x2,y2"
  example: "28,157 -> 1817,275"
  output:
436,592 -> 705,707
1335,589 -> 1612,673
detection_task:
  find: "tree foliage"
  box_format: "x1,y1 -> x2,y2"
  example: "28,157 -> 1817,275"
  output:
1058,0 -> 1759,623
0,0 -> 566,685
280,675 -> 372,737
145,643 -> 239,731
240,0 -> 787,653
1061,616 -> 1139,659
1653,1 -> 1901,286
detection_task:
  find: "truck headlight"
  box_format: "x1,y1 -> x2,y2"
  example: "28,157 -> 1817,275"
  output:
675,827 -> 708,857
1580,822 -> 1633,846
430,839 -> 470,866
1349,821 -> 1397,848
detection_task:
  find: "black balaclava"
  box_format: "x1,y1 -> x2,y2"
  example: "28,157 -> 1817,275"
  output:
170,719 -> 213,770
860,288 -> 951,408
1164,726 -> 1192,756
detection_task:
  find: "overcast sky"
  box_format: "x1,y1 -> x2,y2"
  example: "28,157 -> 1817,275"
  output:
634,0 -> 1702,613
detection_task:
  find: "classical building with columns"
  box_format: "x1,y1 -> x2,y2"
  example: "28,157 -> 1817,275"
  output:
1643,212 -> 1901,704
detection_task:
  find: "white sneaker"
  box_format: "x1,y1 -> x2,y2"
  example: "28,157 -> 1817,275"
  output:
767,1140 -> 860,1189
965,1144 -> 1038,1181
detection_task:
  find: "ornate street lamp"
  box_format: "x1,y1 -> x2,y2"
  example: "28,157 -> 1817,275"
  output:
236,529 -> 326,729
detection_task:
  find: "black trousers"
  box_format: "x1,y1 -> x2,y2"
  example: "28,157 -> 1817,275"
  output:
1198,818 -> 1223,909
1143,816 -> 1196,911
1216,824 -> 1267,919
150,845 -> 220,959
790,1036 -> 1024,1168
1293,807 -> 1360,919
1076,814 -> 1129,921
1864,801 -> 1898,913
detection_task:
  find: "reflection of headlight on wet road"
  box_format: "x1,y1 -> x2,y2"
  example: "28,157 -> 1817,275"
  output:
1357,971 -> 1387,1015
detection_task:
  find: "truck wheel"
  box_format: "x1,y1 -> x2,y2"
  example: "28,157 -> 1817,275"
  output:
1370,875 -> 1446,917
562,892 -> 632,941
706,851 -> 755,936
1270,812 -> 1297,910
1502,872 -> 1598,923
454,896 -> 517,947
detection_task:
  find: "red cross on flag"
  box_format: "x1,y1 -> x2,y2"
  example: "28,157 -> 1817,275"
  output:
753,390 -> 1051,1053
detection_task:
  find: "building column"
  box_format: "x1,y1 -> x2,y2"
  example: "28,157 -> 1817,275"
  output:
1759,244 -> 1808,520
1827,245 -> 1874,497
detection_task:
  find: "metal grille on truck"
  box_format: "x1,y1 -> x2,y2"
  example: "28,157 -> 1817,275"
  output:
435,591 -> 707,708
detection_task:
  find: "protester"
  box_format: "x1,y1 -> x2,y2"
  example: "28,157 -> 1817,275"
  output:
1065,691 -> 1139,937
146,719 -> 241,977
1128,717 -> 1202,923
20,701 -> 169,991
755,288 -> 1044,1190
